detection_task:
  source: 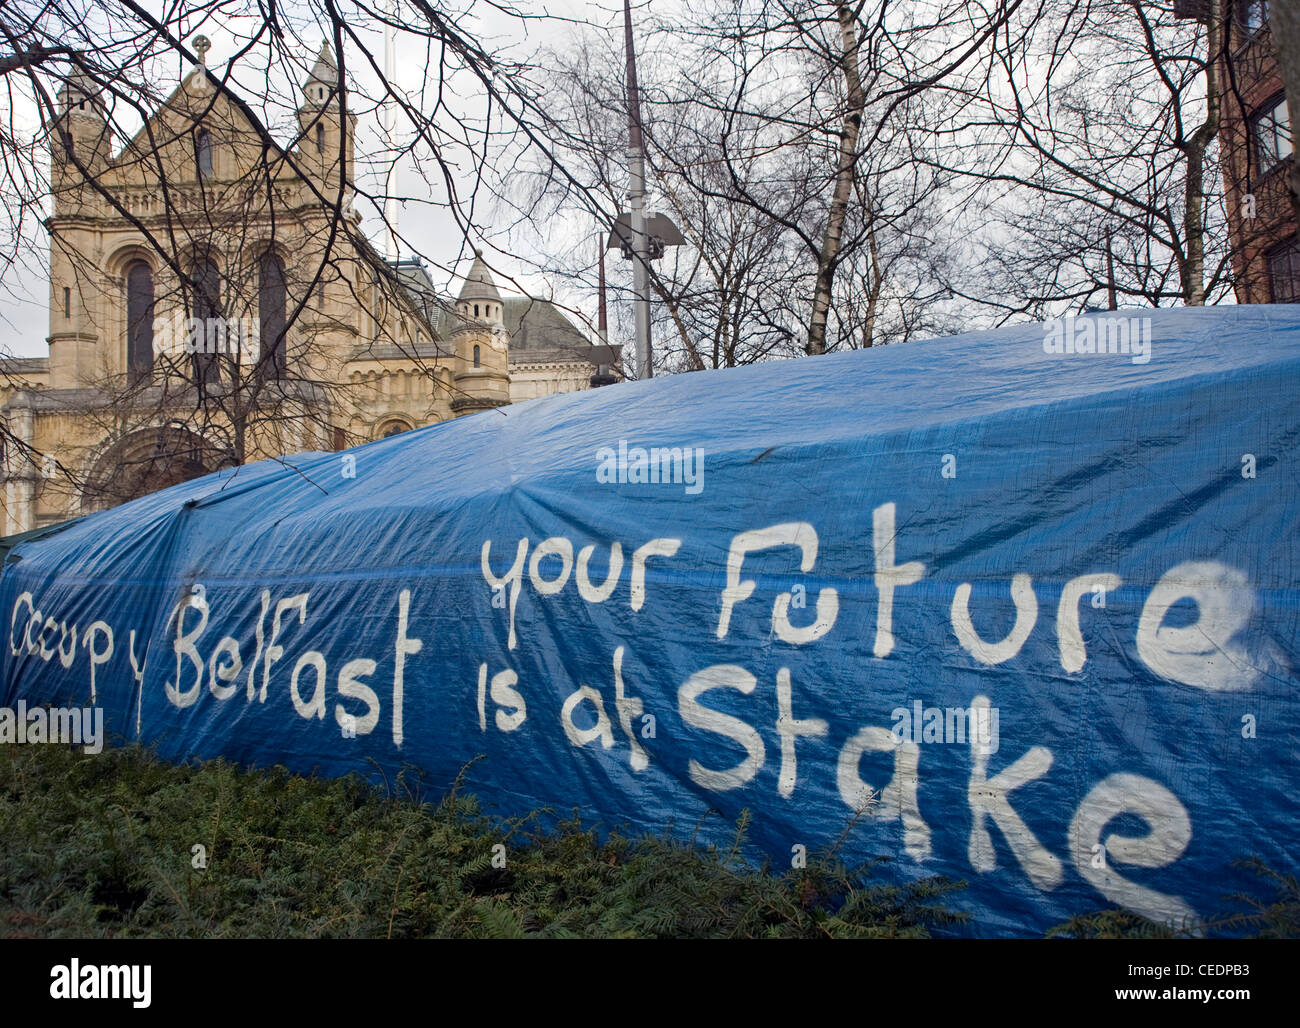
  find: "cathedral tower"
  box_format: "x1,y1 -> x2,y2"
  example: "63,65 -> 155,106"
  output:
296,41 -> 356,196
450,253 -> 511,415
47,68 -> 113,390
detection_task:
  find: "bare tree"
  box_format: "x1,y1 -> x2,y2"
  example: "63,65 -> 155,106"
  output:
937,0 -> 1241,318
508,1 -> 1010,371
664,0 -> 1022,353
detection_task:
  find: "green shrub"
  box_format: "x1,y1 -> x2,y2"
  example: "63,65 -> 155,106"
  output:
0,742 -> 965,939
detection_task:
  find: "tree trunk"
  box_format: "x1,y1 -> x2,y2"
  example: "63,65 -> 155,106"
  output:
807,1 -> 866,355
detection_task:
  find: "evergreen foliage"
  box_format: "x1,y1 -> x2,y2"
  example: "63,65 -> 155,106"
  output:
0,743 -> 964,938
4,743 -> 1291,938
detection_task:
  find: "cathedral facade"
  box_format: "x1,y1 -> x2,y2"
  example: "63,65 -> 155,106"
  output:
0,44 -> 609,535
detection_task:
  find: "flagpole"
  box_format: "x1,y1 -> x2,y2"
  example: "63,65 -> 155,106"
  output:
383,0 -> 398,260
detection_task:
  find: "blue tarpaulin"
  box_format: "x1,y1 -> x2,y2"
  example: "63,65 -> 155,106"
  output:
3,305 -> 1298,936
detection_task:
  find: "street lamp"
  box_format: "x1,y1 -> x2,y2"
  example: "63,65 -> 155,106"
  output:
611,0 -> 684,380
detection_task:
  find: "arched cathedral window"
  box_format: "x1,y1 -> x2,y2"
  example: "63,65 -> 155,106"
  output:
259,252 -> 287,377
125,261 -> 154,380
191,259 -> 222,384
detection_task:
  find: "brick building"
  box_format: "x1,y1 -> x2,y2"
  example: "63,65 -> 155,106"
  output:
1208,1 -> 1298,301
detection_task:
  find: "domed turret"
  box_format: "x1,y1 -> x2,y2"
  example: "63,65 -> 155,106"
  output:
300,40 -> 338,105
456,252 -> 505,326
296,41 -> 354,191
450,252 -> 510,416
51,67 -> 111,189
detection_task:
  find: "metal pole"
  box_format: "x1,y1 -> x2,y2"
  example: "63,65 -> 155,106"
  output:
1105,229 -> 1117,310
624,0 -> 651,379
383,0 -> 398,260
598,235 -> 609,345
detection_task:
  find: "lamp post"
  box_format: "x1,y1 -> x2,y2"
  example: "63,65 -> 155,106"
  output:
606,1 -> 684,379
623,0 -> 651,379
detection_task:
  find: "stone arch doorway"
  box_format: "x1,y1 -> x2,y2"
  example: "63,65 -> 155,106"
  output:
81,427 -> 234,513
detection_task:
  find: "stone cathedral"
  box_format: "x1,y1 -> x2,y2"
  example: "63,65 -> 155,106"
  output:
0,44 -> 609,535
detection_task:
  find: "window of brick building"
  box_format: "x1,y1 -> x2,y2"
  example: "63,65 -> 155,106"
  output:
1237,0 -> 1269,35
1267,237 -> 1300,304
1251,94 -> 1292,176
